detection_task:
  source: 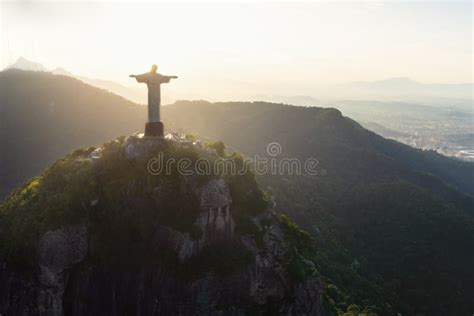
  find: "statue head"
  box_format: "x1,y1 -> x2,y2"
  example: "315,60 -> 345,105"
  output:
151,64 -> 158,73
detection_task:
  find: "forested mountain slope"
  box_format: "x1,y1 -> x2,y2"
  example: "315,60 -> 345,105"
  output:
1,71 -> 473,314
0,69 -> 145,197
163,100 -> 474,315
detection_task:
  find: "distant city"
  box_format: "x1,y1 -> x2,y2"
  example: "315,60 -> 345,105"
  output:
249,96 -> 474,162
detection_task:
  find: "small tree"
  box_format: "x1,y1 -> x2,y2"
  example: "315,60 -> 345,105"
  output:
346,304 -> 360,315
206,141 -> 225,157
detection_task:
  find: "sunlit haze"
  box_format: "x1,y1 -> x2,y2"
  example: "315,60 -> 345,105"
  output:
1,1 -> 472,101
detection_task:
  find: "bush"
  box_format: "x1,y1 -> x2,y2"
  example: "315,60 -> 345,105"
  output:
205,141 -> 226,157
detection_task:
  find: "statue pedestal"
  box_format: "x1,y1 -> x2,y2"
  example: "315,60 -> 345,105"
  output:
145,121 -> 164,137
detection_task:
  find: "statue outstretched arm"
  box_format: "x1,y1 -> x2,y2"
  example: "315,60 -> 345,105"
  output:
159,75 -> 178,84
131,72 -> 150,83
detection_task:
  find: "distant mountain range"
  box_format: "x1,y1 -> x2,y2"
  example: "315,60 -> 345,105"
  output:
5,57 -> 49,72
4,57 -> 147,104
5,57 -> 473,109
0,69 -> 473,314
334,77 -> 473,108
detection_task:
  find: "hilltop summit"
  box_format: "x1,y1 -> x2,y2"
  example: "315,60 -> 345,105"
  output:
4,57 -> 49,72
0,134 -> 329,315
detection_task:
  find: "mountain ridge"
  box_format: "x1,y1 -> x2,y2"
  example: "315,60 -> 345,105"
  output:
4,58 -> 147,104
5,57 -> 473,106
5,57 -> 49,72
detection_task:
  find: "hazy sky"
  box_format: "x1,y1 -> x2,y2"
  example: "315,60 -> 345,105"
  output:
1,1 -> 472,99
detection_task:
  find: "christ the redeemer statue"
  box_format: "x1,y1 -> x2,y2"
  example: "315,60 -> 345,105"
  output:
130,64 -> 177,137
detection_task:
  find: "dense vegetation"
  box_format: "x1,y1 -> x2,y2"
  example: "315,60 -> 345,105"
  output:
163,100 -> 474,315
0,69 -> 145,198
0,137 -> 267,274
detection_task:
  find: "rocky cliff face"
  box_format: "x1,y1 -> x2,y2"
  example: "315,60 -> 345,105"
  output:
0,133 -> 327,315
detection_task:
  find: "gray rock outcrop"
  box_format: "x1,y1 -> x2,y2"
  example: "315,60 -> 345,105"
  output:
0,136 -> 324,316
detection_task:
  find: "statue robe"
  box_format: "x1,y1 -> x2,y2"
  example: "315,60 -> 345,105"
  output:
134,72 -> 171,122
